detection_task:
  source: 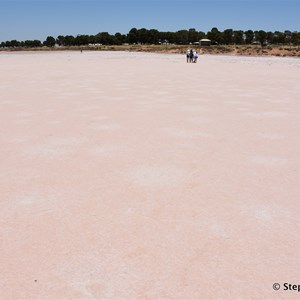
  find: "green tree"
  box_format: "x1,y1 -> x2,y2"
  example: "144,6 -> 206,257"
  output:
291,31 -> 300,45
188,28 -> 198,43
74,35 -> 90,45
207,27 -> 223,44
88,35 -> 96,44
148,29 -> 159,44
10,40 -> 20,47
44,36 -> 56,47
284,30 -> 292,44
223,29 -> 233,44
198,31 -> 206,40
175,30 -> 189,44
255,30 -> 267,46
113,32 -> 122,45
56,35 -> 65,46
24,40 -> 42,47
96,32 -> 114,45
266,32 -> 274,44
233,30 -> 244,44
2,27 -> 297,49
5,41 -> 12,47
112,33 -> 119,44
160,31 -> 176,44
273,31 -> 285,44
245,30 -> 254,44
33,40 -> 42,47
138,28 -> 148,43
64,35 -> 75,46
127,28 -> 138,44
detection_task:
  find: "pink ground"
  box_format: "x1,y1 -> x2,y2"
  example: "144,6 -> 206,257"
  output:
0,51 -> 300,299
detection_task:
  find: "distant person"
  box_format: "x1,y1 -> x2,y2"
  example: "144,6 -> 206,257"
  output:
189,49 -> 194,63
193,50 -> 198,63
80,48 -> 83,54
186,49 -> 190,63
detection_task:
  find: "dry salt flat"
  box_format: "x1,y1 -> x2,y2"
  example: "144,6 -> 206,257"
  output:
0,51 -> 300,299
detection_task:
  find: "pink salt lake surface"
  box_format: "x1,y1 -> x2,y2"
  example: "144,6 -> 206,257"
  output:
0,51 -> 300,299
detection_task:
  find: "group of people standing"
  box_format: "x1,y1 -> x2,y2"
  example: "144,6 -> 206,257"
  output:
186,49 -> 199,63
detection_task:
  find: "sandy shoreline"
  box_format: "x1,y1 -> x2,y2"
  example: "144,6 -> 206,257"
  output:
1,51 -> 300,298
1,44 -> 300,58
1,49 -> 300,64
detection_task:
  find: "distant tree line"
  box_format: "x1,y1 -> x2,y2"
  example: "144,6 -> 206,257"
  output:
1,28 -> 300,48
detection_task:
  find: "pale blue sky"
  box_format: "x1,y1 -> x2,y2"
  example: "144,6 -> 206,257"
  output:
1,0 -> 299,41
